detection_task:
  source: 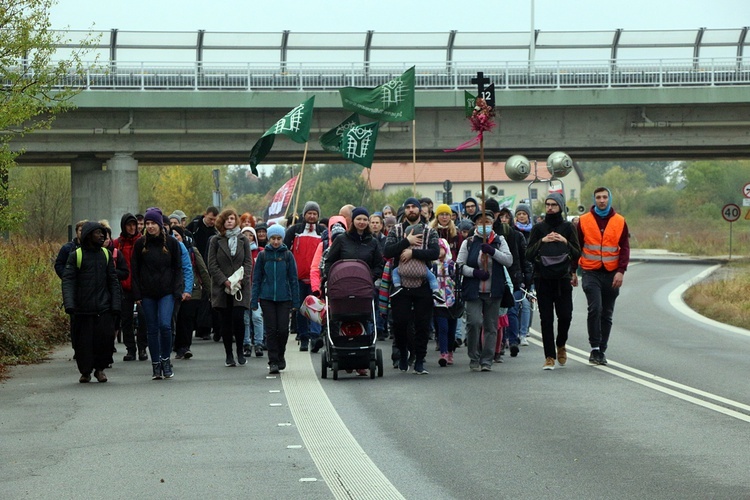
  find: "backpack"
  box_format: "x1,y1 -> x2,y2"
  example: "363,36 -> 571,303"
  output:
536,222 -> 573,280
75,247 -> 110,269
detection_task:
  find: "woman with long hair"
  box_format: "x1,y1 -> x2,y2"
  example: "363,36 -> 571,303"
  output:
430,204 -> 460,261
208,208 -> 254,367
131,207 -> 184,380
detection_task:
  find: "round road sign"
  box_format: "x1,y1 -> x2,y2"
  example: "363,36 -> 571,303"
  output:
743,182 -> 750,198
722,203 -> 741,222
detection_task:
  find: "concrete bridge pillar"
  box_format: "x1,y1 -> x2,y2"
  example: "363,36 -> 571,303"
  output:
70,153 -> 139,229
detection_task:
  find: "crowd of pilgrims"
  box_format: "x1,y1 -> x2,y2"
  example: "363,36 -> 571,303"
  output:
56,194 -> 541,383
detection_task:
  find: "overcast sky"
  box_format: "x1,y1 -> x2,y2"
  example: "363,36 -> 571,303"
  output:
50,0 -> 747,33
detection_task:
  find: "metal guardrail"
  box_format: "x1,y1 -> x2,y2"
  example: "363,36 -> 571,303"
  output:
39,58 -> 750,91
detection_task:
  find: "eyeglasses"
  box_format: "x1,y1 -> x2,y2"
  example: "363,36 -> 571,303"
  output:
465,204 -> 476,209
545,202 -> 559,207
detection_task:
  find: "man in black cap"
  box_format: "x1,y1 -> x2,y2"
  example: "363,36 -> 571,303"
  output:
383,197 -> 440,375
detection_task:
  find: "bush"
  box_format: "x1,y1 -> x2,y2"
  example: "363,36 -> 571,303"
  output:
0,238 -> 69,377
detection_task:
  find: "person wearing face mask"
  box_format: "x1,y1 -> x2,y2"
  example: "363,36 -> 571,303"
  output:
456,209 -> 513,372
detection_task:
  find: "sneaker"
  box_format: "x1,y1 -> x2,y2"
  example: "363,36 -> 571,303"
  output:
447,352 -> 454,365
94,370 -> 108,383
398,355 -> 409,372
432,290 -> 446,304
225,356 -> 236,367
161,359 -> 174,378
299,339 -> 309,352
310,337 -> 324,353
480,364 -> 492,372
589,349 -> 603,365
557,346 -> 567,366
237,354 -> 247,366
438,353 -> 449,367
413,359 -> 428,375
520,336 -> 529,346
174,351 -> 184,360
138,349 -> 148,361
390,286 -> 403,298
79,373 -> 91,383
269,363 -> 280,374
123,351 -> 136,362
470,363 -> 481,372
510,344 -> 520,357
255,346 -> 264,357
151,363 -> 163,380
278,359 -> 287,371
543,357 -> 555,370
454,339 -> 462,350
493,352 -> 504,363
243,345 -> 253,357
213,332 -> 222,342
183,350 -> 193,359
599,352 -> 608,366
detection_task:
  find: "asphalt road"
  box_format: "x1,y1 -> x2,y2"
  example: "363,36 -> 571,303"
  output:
2,260 -> 750,499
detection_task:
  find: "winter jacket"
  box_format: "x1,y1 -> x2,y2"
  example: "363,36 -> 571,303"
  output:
62,222 -> 122,316
187,216 -> 218,261
383,217 -> 440,274
112,213 -> 141,292
250,244 -> 300,309
130,232 -> 184,301
324,230 -> 384,282
283,221 -> 325,282
493,221 -> 531,289
457,232 -> 512,300
177,240 -> 194,296
310,216 -> 347,294
188,246 -> 211,301
526,214 -> 581,279
55,238 -> 80,279
207,232 -> 253,309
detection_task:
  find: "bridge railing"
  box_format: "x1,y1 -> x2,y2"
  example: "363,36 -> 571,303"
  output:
38,58 -> 750,91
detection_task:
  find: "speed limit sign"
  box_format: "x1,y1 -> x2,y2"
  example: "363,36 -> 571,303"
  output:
722,203 -> 741,222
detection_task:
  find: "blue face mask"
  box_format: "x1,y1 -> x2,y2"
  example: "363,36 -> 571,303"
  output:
475,225 -> 492,237
250,242 -> 258,251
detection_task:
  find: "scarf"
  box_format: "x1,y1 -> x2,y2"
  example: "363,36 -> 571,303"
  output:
515,220 -> 532,232
594,188 -> 613,218
225,227 -> 240,256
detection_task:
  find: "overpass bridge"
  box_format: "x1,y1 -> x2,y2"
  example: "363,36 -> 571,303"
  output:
7,28 -> 750,223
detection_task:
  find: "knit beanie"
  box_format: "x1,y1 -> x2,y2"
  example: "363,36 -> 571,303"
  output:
515,203 -> 532,220
403,197 -> 420,208
302,201 -> 321,216
266,224 -> 285,239
435,204 -> 452,217
484,198 -> 500,214
351,206 -> 369,220
458,219 -> 474,232
144,207 -> 164,228
330,224 -> 346,239
545,192 -> 566,213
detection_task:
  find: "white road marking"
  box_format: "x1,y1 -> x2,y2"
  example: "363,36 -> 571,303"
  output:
280,346 -> 406,500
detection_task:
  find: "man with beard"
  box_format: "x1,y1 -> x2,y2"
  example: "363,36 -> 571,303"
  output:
526,193 -> 580,371
384,197 -> 440,375
577,187 -> 630,366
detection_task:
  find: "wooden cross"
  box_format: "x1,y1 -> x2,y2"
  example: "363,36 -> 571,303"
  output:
471,71 -> 491,96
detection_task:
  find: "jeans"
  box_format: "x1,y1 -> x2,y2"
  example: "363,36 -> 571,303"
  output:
244,308 -> 265,346
141,295 -> 175,361
505,289 -> 524,347
296,281 -> 320,341
174,299 -> 200,354
435,312 -> 457,354
464,293 -> 502,367
582,270 -> 620,352
518,294 -> 531,339
535,278 -> 573,360
455,316 -> 464,341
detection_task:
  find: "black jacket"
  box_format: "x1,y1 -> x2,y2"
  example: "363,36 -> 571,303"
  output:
324,230 -> 384,282
493,221 -> 532,289
62,222 -> 122,316
54,238 -> 80,279
130,232 -> 184,300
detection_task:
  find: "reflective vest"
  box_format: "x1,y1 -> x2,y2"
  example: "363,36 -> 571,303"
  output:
578,212 -> 625,271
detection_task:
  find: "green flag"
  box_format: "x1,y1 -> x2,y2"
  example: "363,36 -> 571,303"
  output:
319,113 -> 360,153
340,121 -> 379,168
249,96 -> 315,175
464,90 -> 477,117
339,67 -> 415,122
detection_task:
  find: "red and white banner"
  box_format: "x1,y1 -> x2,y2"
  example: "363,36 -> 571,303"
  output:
266,175 -> 298,226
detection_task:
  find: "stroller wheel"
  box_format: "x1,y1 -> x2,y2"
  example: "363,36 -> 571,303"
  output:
332,361 -> 339,380
376,349 -> 384,378
369,359 -> 376,379
320,351 -> 328,379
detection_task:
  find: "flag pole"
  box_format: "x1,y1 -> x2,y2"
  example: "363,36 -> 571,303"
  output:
480,133 -> 487,244
289,142 -> 310,225
411,119 -> 417,196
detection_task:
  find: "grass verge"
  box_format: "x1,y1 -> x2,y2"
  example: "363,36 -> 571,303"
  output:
683,260 -> 750,330
0,239 -> 69,379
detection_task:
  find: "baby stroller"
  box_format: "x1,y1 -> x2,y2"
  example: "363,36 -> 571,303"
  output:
320,259 -> 384,380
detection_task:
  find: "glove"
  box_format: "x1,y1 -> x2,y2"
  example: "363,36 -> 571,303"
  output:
312,289 -> 321,298
480,243 -> 495,255
472,269 -> 490,281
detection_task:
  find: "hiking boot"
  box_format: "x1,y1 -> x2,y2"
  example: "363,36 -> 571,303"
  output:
413,359 -> 428,375
278,359 -> 287,371
138,349 -> 148,361
151,363 -> 163,380
390,286 -> 403,298
438,353 -> 449,367
543,357 -> 555,370
79,373 -> 91,383
161,358 -> 174,378
254,346 -> 264,357
599,352 -> 608,366
589,349 -> 603,365
510,344 -> 520,357
269,363 -> 280,374
225,355 -> 236,367
557,346 -> 567,366
94,370 -> 108,383
123,350 -> 136,362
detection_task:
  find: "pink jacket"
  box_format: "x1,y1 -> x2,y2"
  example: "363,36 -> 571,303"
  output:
310,216 -> 348,294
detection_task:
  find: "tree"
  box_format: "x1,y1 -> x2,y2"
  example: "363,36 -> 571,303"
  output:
582,166 -> 648,216
11,166 -> 71,240
0,0 -> 96,232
